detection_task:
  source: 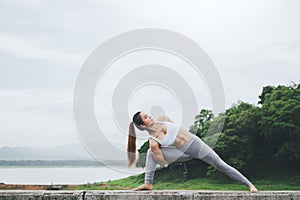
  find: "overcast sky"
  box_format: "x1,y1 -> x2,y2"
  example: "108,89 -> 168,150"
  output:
0,0 -> 299,152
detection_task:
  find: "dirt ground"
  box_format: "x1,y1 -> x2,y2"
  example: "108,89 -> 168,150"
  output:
0,184 -> 78,190
0,184 -> 48,190
0,183 -> 131,190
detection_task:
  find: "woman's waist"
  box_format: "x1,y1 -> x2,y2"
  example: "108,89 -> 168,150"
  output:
174,133 -> 195,148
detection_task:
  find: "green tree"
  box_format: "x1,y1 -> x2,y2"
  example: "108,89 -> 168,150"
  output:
258,85 -> 275,105
136,141 -> 149,168
189,109 -> 214,138
260,83 -> 300,161
208,102 -> 262,174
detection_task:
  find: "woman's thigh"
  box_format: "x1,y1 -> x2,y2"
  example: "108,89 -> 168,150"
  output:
182,136 -> 213,159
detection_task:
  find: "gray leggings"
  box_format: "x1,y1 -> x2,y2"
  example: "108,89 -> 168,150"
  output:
144,135 -> 252,187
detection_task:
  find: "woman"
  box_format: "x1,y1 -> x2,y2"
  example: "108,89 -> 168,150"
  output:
127,111 -> 258,192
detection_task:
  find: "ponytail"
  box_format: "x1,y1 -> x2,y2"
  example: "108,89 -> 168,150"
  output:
127,122 -> 136,167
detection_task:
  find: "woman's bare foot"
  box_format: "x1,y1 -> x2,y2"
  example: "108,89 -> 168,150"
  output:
248,184 -> 258,192
132,183 -> 153,191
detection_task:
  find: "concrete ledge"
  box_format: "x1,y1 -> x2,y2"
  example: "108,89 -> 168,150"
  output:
0,190 -> 299,200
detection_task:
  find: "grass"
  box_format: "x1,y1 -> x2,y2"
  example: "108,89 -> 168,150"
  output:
66,159 -> 300,191
105,173 -> 300,191
65,175 -> 300,190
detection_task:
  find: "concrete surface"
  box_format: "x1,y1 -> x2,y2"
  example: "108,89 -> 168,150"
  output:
0,190 -> 299,200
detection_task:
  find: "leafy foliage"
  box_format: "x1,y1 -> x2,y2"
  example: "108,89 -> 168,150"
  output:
135,140 -> 149,168
259,83 -> 300,160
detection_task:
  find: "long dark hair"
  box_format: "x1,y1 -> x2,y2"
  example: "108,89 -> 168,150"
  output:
127,111 -> 145,167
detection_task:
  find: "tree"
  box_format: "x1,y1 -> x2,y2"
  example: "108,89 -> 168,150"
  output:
211,102 -> 261,171
136,140 -> 149,168
189,109 -> 214,138
260,83 -> 300,161
258,85 -> 275,105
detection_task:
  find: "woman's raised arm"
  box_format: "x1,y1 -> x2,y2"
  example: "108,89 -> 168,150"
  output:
156,115 -> 174,123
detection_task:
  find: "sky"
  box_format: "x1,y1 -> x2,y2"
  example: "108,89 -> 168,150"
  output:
0,0 -> 299,153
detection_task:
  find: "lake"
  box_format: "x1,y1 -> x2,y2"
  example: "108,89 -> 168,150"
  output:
0,166 -> 144,184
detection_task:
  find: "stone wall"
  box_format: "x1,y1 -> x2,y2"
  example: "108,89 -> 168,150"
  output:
0,190 -> 299,200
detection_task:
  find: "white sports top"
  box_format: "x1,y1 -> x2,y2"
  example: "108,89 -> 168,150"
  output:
149,121 -> 179,147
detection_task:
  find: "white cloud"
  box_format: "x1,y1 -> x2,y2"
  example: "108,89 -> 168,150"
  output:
0,34 -> 84,66
0,89 -> 78,147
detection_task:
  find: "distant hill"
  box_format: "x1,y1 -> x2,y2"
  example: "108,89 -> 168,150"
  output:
0,144 -> 123,161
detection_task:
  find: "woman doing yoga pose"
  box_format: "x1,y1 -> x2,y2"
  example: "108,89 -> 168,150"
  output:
127,111 -> 258,192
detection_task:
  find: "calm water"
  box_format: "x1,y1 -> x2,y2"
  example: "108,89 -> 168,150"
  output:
0,167 -> 144,184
